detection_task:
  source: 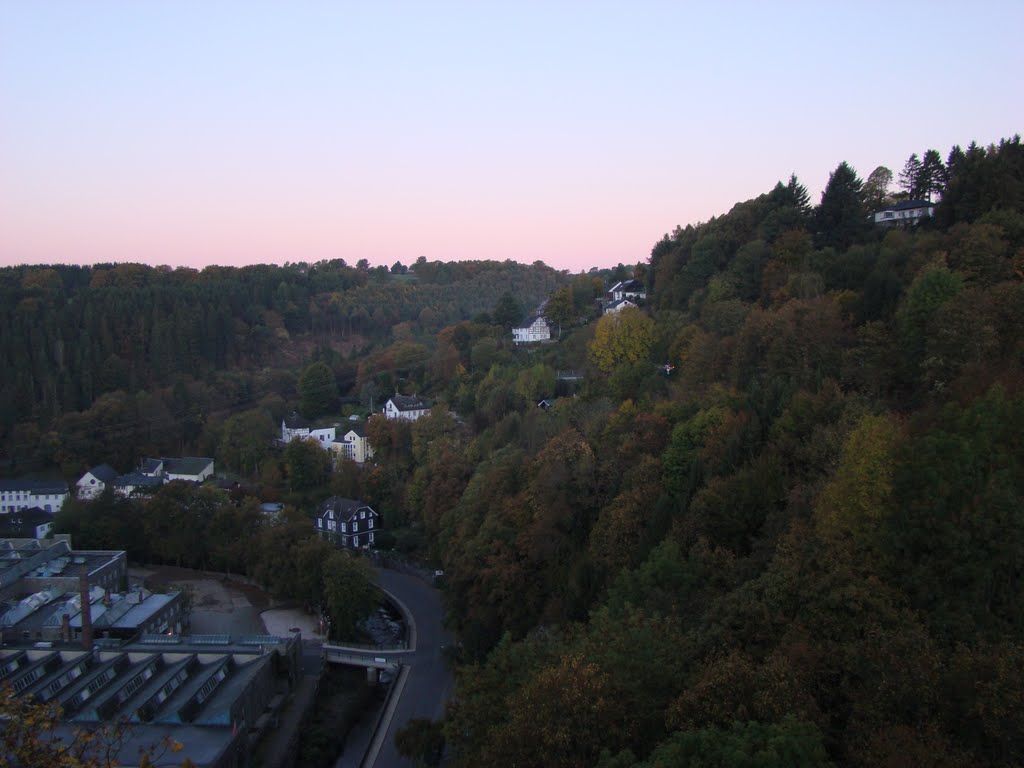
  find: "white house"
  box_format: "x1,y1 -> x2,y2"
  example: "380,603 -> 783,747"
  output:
330,424 -> 374,464
315,496 -> 381,549
0,479 -> 69,514
512,315 -> 552,344
281,411 -> 341,447
384,395 -> 430,422
281,412 -> 312,442
609,279 -> 647,302
162,457 -> 215,483
77,464 -> 120,500
603,298 -> 637,315
873,199 -> 935,226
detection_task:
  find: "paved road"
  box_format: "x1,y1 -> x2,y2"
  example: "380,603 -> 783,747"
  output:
342,568 -> 454,768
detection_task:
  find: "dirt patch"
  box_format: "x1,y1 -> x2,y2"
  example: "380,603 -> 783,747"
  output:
133,565 -> 273,611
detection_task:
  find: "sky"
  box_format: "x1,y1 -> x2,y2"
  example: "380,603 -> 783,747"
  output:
1,2 -> 1022,273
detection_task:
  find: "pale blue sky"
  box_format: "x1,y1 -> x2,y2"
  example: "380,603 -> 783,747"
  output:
1,2 -> 1021,271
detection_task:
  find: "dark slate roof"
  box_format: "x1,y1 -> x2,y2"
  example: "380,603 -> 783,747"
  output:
87,464 -> 120,483
892,199 -> 934,211
283,411 -> 311,429
606,298 -> 636,311
0,507 -> 54,537
162,457 -> 213,477
0,478 -> 69,494
341,424 -> 366,438
620,279 -> 645,291
139,458 -> 163,474
316,496 -> 376,521
389,395 -> 428,411
113,472 -> 164,489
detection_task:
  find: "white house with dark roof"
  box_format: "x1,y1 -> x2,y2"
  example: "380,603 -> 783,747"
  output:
0,479 -> 69,514
603,298 -> 638,315
162,457 -> 214,483
76,464 -> 120,500
609,279 -> 647,302
512,315 -> 552,344
315,497 -> 380,548
873,199 -> 935,226
281,411 -> 312,442
383,395 -> 430,422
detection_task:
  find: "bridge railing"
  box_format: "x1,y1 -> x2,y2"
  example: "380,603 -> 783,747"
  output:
322,641 -> 407,653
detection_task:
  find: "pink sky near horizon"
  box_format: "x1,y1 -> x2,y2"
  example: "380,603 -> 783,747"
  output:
2,2 -> 1022,274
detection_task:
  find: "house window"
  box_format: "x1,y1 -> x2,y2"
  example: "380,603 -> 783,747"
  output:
341,522 -> 346,533
360,511 -> 365,519
368,518 -> 374,529
353,535 -> 359,547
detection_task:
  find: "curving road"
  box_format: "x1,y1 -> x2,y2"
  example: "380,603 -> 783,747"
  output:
357,568 -> 454,768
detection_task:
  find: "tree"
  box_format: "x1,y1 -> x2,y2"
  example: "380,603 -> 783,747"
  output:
322,551 -> 377,640
0,682 -> 188,767
298,361 -> 338,418
217,408 -> 275,476
492,292 -> 523,329
283,438 -> 331,493
395,719 -> 445,767
544,286 -> 575,339
899,153 -> 923,198
588,307 -> 655,376
917,148 -> 946,201
863,165 -> 894,211
814,161 -> 867,250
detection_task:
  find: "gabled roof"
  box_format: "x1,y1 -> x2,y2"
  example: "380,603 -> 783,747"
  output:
316,496 -> 376,521
336,424 -> 366,439
388,395 -> 429,412
139,458 -> 163,474
162,457 -> 213,477
85,464 -> 119,484
619,279 -> 646,292
283,411 -> 311,429
0,507 -> 54,537
113,472 -> 164,489
0,478 -> 69,494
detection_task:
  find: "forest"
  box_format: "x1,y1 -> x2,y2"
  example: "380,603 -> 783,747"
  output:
10,134 -> 1024,766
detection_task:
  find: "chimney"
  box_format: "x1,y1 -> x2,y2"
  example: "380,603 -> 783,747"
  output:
61,613 -> 71,643
79,568 -> 93,651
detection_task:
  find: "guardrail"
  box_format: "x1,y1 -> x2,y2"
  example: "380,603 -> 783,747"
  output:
321,647 -> 401,669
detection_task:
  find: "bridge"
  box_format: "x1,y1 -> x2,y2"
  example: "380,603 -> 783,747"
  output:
321,641 -> 413,678
323,568 -> 453,768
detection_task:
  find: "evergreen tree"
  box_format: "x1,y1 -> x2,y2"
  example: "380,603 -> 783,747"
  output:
298,361 -> 338,418
899,153 -> 923,198
813,161 -> 867,250
916,149 -> 946,201
493,292 -> 524,329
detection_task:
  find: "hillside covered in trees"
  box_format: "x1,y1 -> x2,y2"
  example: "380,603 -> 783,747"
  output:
17,134 -> 1024,766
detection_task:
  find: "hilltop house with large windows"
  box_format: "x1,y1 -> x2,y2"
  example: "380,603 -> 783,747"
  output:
315,497 -> 380,549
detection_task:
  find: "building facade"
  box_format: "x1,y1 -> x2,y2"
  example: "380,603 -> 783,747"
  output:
315,497 -> 380,549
